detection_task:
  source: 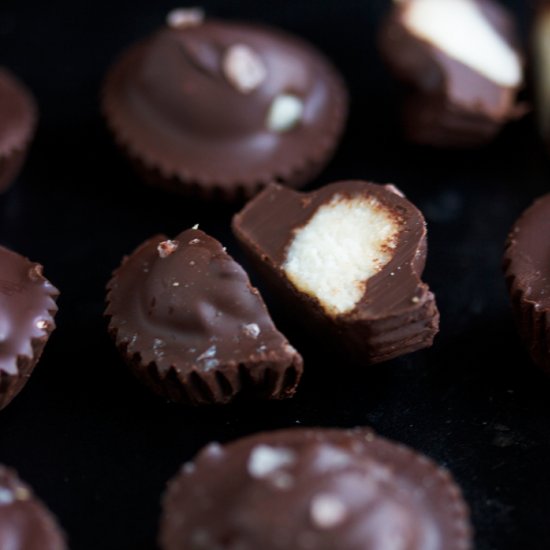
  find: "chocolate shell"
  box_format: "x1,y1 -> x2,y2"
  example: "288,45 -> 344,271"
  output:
378,0 -> 525,147
0,68 -> 37,192
0,465 -> 66,549
102,10 -> 348,200
232,181 -> 439,364
105,228 -> 303,405
504,194 -> 550,373
0,245 -> 59,411
160,428 -> 472,550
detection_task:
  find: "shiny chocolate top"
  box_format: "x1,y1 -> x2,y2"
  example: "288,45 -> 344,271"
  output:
505,194 -> 550,309
0,68 -> 37,156
103,15 -> 347,188
0,466 -> 66,550
106,228 -> 300,377
0,245 -> 58,376
233,181 -> 430,319
160,428 -> 471,550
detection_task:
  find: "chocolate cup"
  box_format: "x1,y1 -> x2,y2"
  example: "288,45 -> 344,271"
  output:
160,428 -> 472,550
0,246 -> 59,411
504,194 -> 550,373
0,68 -> 38,193
0,465 -> 66,549
105,228 -> 303,405
102,18 -> 348,201
378,0 -> 525,148
232,181 -> 439,365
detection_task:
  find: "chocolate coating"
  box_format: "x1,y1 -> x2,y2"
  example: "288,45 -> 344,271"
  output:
0,245 -> 58,410
232,181 -> 439,364
504,194 -> 550,373
102,16 -> 347,199
105,228 -> 303,405
0,68 -> 37,192
0,465 -> 66,549
160,428 -> 472,550
378,0 -> 525,147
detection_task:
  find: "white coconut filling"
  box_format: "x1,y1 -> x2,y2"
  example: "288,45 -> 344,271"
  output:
403,0 -> 522,87
534,9 -> 550,133
283,195 -> 401,316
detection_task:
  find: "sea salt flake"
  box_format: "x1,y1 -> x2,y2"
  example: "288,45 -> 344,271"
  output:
247,445 -> 296,479
166,7 -> 204,29
0,488 -> 14,505
157,240 -> 179,258
242,323 -> 260,338
310,494 -> 347,529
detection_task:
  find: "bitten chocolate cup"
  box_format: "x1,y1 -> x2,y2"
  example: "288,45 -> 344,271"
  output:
378,0 -> 525,147
504,194 -> 550,373
105,228 -> 303,405
0,68 -> 37,193
0,465 -> 66,549
160,428 -> 472,550
0,245 -> 59,411
102,8 -> 348,201
232,181 -> 439,364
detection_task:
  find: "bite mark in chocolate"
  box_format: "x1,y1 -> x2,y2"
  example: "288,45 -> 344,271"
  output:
233,181 -> 439,364
379,0 -> 526,147
105,228 -> 303,405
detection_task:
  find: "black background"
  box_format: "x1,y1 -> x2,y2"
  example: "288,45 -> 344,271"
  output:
0,1 -> 548,549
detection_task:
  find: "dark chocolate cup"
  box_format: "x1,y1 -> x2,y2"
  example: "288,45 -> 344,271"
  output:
159,427 -> 472,550
105,229 -> 303,406
0,465 -> 66,550
0,68 -> 38,193
0,247 -> 59,412
503,194 -> 550,373
101,21 -> 348,201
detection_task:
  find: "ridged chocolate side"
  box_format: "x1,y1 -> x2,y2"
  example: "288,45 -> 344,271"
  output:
504,194 -> 550,373
102,19 -> 348,201
378,0 -> 525,148
0,246 -> 59,411
0,465 -> 66,549
105,228 -> 303,405
232,181 -> 439,365
160,428 -> 472,550
0,68 -> 38,193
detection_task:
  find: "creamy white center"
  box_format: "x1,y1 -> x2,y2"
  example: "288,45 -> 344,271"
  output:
403,0 -> 522,87
283,195 -> 401,316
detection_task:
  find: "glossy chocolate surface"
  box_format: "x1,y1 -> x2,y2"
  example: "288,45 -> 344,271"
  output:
0,466 -> 66,550
103,17 -> 347,196
0,245 -> 58,410
0,68 -> 37,192
233,181 -> 439,364
504,194 -> 550,372
378,0 -> 525,147
106,228 -> 303,404
160,428 -> 471,550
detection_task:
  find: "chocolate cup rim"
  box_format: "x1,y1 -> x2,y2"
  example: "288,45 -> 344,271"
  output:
160,427 -> 472,550
101,27 -> 348,198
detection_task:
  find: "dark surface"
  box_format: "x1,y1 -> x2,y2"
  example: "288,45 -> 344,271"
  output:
0,1 -> 547,549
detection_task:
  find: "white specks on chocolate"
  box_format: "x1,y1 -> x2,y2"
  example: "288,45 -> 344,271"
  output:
310,493 -> 347,529
189,238 -> 201,245
172,281 -> 180,287
35,319 -> 50,330
157,240 -> 179,258
192,224 -> 199,230
242,323 -> 260,339
28,264 -> 44,281
166,7 -> 204,29
267,94 -> 304,132
204,442 -> 224,458
247,445 -> 296,479
197,345 -> 216,362
223,44 -> 267,94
